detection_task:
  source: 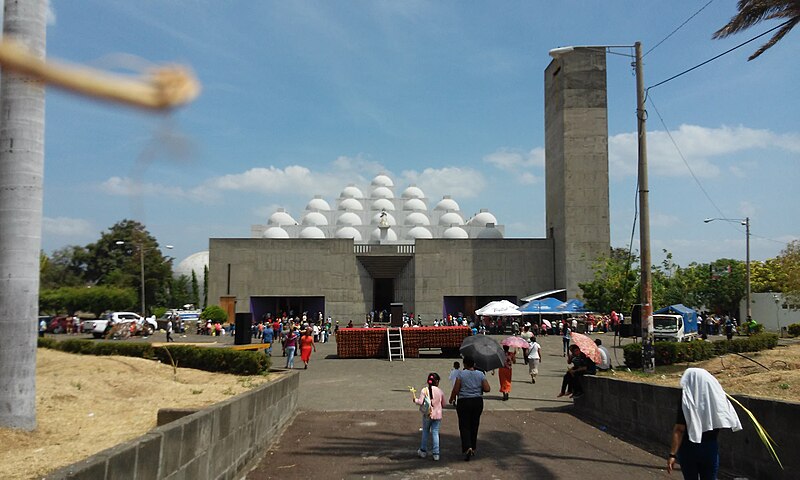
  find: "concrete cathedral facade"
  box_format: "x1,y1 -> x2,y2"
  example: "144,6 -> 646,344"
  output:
208,48 -> 610,323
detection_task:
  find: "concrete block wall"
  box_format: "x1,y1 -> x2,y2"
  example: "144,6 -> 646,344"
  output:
47,371 -> 300,480
574,375 -> 798,480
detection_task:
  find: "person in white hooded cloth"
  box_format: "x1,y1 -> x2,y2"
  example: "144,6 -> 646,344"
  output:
668,368 -> 742,479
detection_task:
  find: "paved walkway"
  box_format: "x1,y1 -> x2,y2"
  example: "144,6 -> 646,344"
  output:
246,333 -> 680,479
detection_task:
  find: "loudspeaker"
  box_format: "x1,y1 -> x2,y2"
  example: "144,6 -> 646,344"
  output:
234,312 -> 252,345
630,304 -> 642,338
390,302 -> 403,327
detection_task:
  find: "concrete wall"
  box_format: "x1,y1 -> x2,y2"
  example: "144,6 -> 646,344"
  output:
545,47 -> 611,299
741,292 -> 800,334
414,238 -> 554,319
47,371 -> 300,480
574,375 -> 798,480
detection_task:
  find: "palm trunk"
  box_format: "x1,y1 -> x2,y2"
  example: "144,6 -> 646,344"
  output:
0,0 -> 47,430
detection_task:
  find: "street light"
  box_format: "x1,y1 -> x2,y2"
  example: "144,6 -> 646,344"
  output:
703,217 -> 751,322
550,42 -> 654,372
115,240 -> 173,316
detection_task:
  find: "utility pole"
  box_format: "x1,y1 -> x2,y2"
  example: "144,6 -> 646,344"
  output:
635,41 -> 655,373
745,217 -> 751,322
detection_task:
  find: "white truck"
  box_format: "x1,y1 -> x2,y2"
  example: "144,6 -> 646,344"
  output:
653,304 -> 699,342
83,312 -> 157,339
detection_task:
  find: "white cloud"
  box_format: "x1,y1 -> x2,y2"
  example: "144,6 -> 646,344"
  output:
609,124 -> 800,178
484,147 -> 544,170
46,1 -> 57,26
650,212 -> 680,228
99,176 -> 208,202
739,201 -> 756,218
400,167 -> 486,199
42,216 -> 92,237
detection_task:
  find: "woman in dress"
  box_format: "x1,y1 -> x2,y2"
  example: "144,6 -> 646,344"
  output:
498,345 -> 515,401
449,356 -> 490,461
299,327 -> 316,369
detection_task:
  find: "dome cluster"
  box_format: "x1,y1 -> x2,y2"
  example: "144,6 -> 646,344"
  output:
253,174 -> 504,243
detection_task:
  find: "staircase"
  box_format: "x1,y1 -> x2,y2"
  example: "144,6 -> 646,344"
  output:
387,328 -> 405,361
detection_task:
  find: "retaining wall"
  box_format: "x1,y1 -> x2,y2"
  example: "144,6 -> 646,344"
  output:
574,375 -> 798,480
47,370 -> 299,480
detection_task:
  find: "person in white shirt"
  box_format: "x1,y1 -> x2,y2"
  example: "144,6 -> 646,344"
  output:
527,337 -> 542,383
449,361 -> 461,389
594,338 -> 611,371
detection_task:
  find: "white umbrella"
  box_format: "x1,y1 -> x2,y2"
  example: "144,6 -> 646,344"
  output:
476,300 -> 521,317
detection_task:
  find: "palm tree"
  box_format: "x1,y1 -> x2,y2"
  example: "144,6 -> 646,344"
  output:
0,0 -> 48,430
714,0 -> 800,60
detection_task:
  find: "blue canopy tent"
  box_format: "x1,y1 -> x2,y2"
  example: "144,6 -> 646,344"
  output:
557,299 -> 588,314
519,297 -> 563,314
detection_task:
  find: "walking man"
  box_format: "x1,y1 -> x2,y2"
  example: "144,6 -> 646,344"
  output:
166,318 -> 175,343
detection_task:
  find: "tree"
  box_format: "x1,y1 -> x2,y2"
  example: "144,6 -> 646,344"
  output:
714,0 -> 800,60
777,240 -> 800,304
200,305 -> 228,323
38,286 -> 136,317
190,270 -> 200,307
203,265 -> 209,308
40,245 -> 89,290
168,274 -> 193,308
85,220 -> 173,315
579,248 -> 640,314
0,0 -> 48,430
750,258 -> 787,293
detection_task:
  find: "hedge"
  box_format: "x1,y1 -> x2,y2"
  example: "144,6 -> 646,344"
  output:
38,338 -> 269,375
788,323 -> 800,337
623,333 -> 779,368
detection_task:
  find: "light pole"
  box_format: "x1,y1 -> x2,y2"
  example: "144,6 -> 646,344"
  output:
703,217 -> 751,322
773,293 -> 781,337
116,240 -> 173,316
550,42 -> 653,371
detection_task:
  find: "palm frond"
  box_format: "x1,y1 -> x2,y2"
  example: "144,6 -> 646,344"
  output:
726,393 -> 783,470
748,17 -> 800,59
713,0 -> 799,38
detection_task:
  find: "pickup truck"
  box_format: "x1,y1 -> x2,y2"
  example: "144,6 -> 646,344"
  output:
653,304 -> 698,342
83,312 -> 157,339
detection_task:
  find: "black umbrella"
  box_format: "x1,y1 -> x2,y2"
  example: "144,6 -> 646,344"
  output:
459,335 -> 505,371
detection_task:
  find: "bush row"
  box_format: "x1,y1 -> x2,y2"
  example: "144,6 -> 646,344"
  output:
623,333 -> 779,368
38,338 -> 270,375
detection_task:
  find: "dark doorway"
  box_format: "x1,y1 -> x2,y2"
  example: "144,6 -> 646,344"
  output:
250,296 -> 325,323
373,278 -> 394,315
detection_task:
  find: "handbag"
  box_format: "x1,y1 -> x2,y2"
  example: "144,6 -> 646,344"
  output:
418,390 -> 432,416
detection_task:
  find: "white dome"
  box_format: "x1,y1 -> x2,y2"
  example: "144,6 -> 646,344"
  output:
371,186 -> 394,199
371,198 -> 395,211
301,211 -> 329,226
336,212 -> 363,226
404,198 -> 427,211
338,198 -> 364,211
439,211 -> 464,226
370,227 -> 398,241
306,197 -> 331,211
340,185 -> 364,199
468,210 -> 498,227
401,185 -> 425,199
174,251 -> 209,282
371,211 -> 396,226
406,226 -> 433,240
371,174 -> 394,188
335,227 -> 362,240
267,210 -> 296,226
435,196 -> 460,211
404,211 -> 431,226
443,226 -> 469,239
263,226 -> 290,238
299,226 -> 326,239
477,225 -> 503,239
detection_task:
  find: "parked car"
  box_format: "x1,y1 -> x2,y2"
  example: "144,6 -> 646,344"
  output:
47,315 -> 69,334
83,312 -> 149,339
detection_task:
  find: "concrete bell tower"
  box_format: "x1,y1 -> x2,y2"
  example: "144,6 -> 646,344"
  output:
544,47 -> 611,299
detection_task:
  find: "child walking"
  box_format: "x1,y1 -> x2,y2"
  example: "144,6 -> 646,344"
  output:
411,372 -> 445,461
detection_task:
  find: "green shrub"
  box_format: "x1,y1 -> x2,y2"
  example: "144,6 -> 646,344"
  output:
622,334 -> 777,368
38,338 -> 269,375
37,337 -> 57,349
200,305 -> 227,323
788,323 -> 800,337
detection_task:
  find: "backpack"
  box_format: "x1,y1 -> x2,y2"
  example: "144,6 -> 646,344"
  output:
419,389 -> 433,416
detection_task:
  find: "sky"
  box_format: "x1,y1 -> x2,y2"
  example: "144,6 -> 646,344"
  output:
39,0 -> 799,268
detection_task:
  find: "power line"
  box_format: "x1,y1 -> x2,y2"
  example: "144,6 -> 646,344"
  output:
647,19 -> 792,91
647,94 -> 794,248
644,0 -> 716,58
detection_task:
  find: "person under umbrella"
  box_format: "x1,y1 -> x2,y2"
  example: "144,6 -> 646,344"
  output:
449,356 -> 491,461
557,344 -> 596,398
